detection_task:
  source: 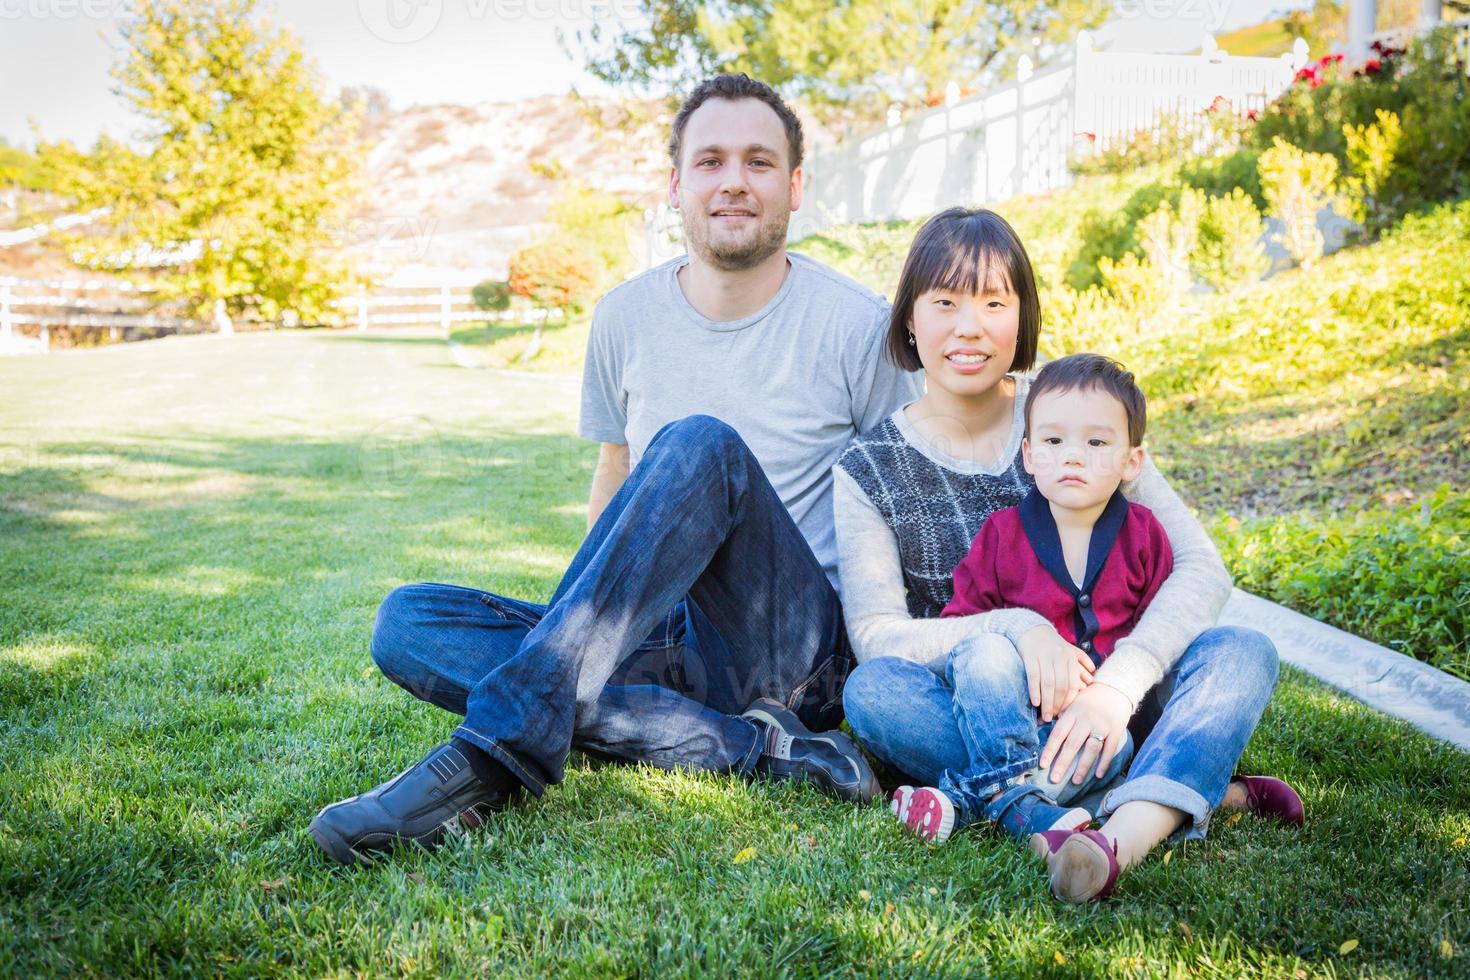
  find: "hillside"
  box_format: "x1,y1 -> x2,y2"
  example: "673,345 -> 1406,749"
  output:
350,95 -> 673,283
0,94 -> 678,285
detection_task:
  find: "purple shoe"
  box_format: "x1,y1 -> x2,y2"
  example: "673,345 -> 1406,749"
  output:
1045,828 -> 1121,903
1233,774 -> 1305,827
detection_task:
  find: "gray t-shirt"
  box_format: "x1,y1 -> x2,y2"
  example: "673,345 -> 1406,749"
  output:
579,252 -> 923,587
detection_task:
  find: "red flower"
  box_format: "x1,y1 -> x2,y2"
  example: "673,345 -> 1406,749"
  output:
1361,57 -> 1382,75
1246,108 -> 1260,122
1295,66 -> 1316,83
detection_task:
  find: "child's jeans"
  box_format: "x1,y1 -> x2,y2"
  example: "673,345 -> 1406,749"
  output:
844,626 -> 1279,839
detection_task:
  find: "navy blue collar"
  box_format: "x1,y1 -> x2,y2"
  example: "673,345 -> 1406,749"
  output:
1018,486 -> 1129,597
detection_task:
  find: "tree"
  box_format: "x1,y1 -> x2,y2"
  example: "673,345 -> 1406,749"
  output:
547,180 -> 639,288
471,279 -> 512,313
37,0 -> 364,329
0,139 -> 48,191
507,241 -> 599,361
562,0 -> 1110,127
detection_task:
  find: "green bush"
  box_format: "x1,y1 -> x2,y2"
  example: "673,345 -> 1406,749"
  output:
1194,188 -> 1270,291
1136,188 -> 1205,297
1247,28 -> 1470,232
471,279 -> 512,312
1259,137 -> 1339,267
1214,485 -> 1470,680
1180,148 -> 1264,208
1066,179 -> 1182,290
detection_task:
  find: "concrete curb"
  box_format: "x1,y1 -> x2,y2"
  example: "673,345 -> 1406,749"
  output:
1219,589 -> 1470,753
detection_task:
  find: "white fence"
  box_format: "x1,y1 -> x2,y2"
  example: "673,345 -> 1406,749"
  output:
0,278 -> 512,354
791,32 -> 1307,234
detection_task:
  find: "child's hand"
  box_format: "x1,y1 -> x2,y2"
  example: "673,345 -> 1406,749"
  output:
1040,682 -> 1132,786
1017,625 -> 1094,723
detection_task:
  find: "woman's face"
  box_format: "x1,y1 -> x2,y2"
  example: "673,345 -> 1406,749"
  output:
908,273 -> 1020,398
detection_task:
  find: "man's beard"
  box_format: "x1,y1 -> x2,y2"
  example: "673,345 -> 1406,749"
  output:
684,208 -> 789,271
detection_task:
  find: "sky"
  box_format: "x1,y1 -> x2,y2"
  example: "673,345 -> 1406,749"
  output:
0,0 -> 1308,148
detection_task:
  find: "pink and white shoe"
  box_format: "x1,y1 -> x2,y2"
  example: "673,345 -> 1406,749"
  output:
899,787 -> 959,844
890,785 -> 916,822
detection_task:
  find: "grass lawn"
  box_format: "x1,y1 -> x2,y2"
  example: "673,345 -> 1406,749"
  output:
2,329 -> 1468,977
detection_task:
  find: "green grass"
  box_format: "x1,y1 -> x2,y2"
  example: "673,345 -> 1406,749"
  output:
449,316 -> 591,375
1213,19 -> 1296,58
3,329 -> 1468,976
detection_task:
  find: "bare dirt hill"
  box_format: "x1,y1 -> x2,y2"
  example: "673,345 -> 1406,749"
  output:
350,95 -> 673,283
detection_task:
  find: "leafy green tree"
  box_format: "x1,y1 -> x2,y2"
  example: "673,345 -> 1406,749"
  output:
472,279 -> 512,313
0,139 -> 48,191
563,0 -> 1110,126
547,181 -> 638,288
37,0 -> 364,329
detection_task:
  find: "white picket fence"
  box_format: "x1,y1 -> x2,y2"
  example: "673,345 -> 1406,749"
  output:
790,32 -> 1308,235
0,278 -> 515,354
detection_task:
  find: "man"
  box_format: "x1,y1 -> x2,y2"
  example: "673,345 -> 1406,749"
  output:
309,74 -> 922,866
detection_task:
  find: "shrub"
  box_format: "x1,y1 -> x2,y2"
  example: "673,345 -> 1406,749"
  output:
471,279 -> 512,313
1258,138 -> 1338,267
1214,485 -> 1470,680
1136,188 -> 1205,297
1098,251 -> 1167,311
1246,28 -> 1470,230
1180,148 -> 1264,209
1194,189 -> 1270,291
1066,179 -> 1181,290
1340,109 -> 1403,233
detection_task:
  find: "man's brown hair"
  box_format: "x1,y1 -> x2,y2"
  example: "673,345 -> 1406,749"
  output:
668,74 -> 804,170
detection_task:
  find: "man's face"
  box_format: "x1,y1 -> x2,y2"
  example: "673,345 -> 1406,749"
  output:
670,97 -> 802,271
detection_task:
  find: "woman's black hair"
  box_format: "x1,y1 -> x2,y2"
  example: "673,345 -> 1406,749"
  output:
885,207 -> 1040,373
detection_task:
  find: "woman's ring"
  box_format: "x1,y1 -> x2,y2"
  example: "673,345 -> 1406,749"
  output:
1087,734 -> 1104,742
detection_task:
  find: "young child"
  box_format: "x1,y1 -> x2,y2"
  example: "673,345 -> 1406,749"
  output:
894,353 -> 1173,846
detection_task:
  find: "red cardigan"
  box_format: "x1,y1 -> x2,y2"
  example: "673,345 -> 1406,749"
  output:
940,488 -> 1173,660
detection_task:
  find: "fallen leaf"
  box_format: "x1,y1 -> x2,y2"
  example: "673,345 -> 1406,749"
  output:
732,846 -> 757,864
259,878 -> 288,892
1053,951 -> 1066,965
927,887 -> 938,896
785,823 -> 799,832
805,835 -> 817,849
1225,811 -> 1244,826
1441,939 -> 1454,960
1163,848 -> 1174,865
1294,971 -> 1307,979
858,889 -> 872,901
884,902 -> 895,917
1178,922 -> 1194,944
1338,939 -> 1359,955
407,871 -> 424,885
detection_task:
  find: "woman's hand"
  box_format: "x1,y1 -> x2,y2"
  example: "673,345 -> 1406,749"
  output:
1017,624 -> 1095,723
1040,681 -> 1132,785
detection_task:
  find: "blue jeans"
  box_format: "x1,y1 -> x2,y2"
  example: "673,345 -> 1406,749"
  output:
845,626 -> 1279,839
368,415 -> 852,795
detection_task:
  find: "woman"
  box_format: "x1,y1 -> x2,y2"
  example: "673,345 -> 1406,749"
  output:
834,207 -> 1303,902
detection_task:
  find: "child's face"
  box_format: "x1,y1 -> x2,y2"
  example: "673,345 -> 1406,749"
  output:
908,271 -> 1019,398
1022,386 -> 1145,512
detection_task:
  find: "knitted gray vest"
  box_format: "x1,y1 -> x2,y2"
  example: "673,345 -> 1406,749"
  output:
837,414 -> 1034,619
